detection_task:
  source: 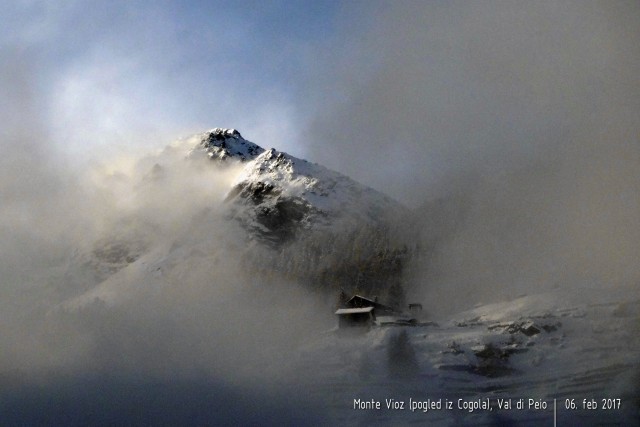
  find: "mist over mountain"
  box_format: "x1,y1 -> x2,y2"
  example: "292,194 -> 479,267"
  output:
2,2 -> 639,424
1,121 -> 639,425
57,127 -> 413,311
0,124 -> 427,425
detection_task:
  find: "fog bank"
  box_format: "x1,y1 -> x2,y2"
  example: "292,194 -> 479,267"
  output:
301,1 -> 640,314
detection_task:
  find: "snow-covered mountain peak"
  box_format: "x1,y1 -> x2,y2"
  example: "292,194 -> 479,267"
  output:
209,131 -> 407,245
193,128 -> 265,162
63,128 -> 411,308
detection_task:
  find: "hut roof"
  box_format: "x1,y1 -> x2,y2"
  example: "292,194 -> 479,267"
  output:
346,295 -> 396,312
335,307 -> 374,315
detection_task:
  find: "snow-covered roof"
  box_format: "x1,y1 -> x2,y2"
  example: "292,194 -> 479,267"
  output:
335,307 -> 374,315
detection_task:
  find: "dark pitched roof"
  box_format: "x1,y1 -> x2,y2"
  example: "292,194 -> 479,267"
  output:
346,295 -> 397,313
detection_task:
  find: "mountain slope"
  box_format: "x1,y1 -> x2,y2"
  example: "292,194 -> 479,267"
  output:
62,128 -> 411,308
189,128 -> 406,245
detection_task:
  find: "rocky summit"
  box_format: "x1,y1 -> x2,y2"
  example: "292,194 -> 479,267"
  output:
190,128 -> 407,246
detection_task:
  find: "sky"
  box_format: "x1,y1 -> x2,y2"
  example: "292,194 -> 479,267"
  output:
2,1 -> 638,200
1,0 -> 340,161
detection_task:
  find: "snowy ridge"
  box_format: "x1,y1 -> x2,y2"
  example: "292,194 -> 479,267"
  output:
235,147 -> 402,220
186,127 -> 405,230
212,132 -> 406,244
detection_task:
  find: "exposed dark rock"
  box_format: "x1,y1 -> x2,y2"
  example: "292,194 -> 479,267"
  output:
255,197 -> 312,242
515,322 -> 540,336
224,180 -> 317,246
474,342 -> 529,361
470,343 -> 523,378
198,128 -> 264,162
455,317 -> 482,327
473,343 -> 510,360
238,181 -> 281,204
489,320 -> 561,336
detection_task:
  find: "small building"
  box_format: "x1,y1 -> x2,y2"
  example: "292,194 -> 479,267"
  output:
335,307 -> 375,328
344,295 -> 398,316
336,294 -> 409,329
408,303 -> 423,318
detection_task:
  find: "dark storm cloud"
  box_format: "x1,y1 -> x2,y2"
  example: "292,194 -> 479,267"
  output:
1,0 -> 340,162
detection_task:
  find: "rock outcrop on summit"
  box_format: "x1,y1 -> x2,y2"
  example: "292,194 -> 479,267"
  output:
193,128 -> 265,162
